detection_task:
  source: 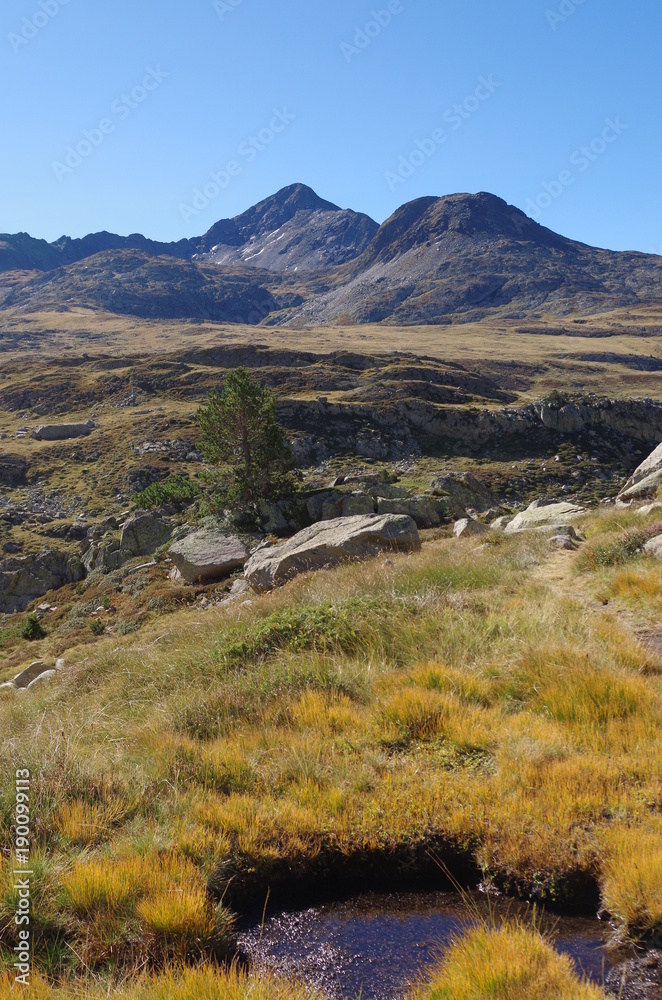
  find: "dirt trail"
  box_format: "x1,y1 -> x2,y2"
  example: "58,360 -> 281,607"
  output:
532,544 -> 662,668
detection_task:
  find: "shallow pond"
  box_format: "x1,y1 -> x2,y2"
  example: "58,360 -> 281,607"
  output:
238,890 -> 616,1000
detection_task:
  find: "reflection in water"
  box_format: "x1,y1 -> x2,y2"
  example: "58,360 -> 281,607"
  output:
238,891 -> 614,1000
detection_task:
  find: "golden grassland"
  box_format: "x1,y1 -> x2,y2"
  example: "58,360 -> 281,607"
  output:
2,305 -> 662,399
0,505 -> 661,996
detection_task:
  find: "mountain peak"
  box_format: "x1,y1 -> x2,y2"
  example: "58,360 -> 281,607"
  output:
363,190 -> 567,265
233,183 -> 341,239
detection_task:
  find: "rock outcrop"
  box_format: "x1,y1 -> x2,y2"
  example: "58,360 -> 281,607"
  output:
245,514 -> 420,592
169,530 -> 249,584
0,454 -> 26,485
619,442 -> 662,500
0,548 -> 85,612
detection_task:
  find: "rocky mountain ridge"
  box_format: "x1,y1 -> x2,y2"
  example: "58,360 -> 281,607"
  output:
2,184 -> 662,325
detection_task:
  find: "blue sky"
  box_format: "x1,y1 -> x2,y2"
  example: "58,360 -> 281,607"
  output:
1,0 -> 659,252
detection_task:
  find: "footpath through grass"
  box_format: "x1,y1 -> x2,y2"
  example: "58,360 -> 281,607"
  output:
0,510 -> 661,996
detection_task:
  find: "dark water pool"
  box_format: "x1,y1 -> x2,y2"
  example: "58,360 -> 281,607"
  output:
238,891 -> 615,1000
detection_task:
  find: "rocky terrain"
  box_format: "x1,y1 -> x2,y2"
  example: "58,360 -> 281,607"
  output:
2,184 -> 662,325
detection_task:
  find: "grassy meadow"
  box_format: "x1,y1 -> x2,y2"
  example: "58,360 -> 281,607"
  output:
0,502 -> 661,997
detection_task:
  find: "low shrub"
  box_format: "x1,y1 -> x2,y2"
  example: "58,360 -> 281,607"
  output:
21,613 -> 46,641
134,474 -> 200,510
581,523 -> 662,569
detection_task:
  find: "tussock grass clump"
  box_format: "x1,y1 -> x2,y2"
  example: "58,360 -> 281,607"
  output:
57,852 -> 234,965
410,923 -> 604,1000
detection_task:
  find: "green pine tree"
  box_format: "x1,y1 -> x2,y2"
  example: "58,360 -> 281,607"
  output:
196,367 -> 300,508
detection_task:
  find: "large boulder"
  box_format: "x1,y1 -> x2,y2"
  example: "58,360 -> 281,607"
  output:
429,472 -> 496,517
505,501 -> 585,534
245,514 -> 421,592
169,530 -> 249,584
120,512 -> 172,557
32,422 -> 93,441
619,442 -> 662,500
0,548 -> 85,612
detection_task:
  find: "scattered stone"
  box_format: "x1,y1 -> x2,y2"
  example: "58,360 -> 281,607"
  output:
549,535 -> 579,550
454,518 -> 490,538
0,681 -> 16,691
245,514 -> 421,592
31,421 -> 94,441
125,560 -> 158,575
229,578 -> 251,597
490,515 -> 512,531
169,530 -> 249,584
504,501 -> 585,534
605,949 -> 662,999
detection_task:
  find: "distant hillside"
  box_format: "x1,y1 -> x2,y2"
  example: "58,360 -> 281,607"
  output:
3,185 -> 662,325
